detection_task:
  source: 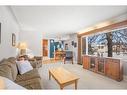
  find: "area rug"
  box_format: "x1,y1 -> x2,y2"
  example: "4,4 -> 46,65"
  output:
38,62 -> 127,89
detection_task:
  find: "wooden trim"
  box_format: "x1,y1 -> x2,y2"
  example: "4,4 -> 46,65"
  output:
82,37 -> 86,54
78,20 -> 127,37
77,36 -> 82,64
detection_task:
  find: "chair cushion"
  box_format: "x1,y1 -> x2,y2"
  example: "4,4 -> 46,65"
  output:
65,51 -> 73,57
65,57 -> 73,59
15,69 -> 40,82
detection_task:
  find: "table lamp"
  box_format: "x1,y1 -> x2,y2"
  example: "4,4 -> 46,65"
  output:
17,42 -> 28,56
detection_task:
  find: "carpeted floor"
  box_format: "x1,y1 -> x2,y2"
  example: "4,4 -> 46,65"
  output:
38,62 -> 127,89
42,59 -> 63,64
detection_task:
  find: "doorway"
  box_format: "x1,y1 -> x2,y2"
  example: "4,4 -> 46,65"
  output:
42,39 -> 48,57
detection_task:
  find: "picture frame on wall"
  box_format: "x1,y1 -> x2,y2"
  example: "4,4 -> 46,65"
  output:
71,41 -> 74,46
12,33 -> 16,46
74,42 -> 77,48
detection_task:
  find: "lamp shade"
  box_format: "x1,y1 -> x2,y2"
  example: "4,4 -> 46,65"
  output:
17,42 -> 28,49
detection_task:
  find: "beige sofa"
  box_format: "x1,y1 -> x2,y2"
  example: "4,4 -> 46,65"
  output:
0,57 -> 43,89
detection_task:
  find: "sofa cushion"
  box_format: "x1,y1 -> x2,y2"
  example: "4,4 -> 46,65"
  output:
0,58 -> 8,64
0,64 -> 13,81
15,69 -> 40,82
1,58 -> 18,81
7,57 -> 18,79
7,57 -> 16,63
16,77 -> 42,89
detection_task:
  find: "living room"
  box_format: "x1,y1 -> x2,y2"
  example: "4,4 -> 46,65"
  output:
0,4 -> 127,93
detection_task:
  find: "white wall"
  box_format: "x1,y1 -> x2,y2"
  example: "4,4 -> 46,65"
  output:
19,30 -> 42,56
0,7 -> 20,60
64,34 -> 78,64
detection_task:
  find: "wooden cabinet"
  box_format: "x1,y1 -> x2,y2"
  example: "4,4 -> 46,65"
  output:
97,57 -> 105,75
82,55 -> 123,81
82,55 -> 89,69
89,57 -> 97,72
105,58 -> 123,81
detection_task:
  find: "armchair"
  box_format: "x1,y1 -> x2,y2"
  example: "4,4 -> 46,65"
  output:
63,51 -> 73,64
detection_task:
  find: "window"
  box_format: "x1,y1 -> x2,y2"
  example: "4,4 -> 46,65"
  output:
82,27 -> 127,59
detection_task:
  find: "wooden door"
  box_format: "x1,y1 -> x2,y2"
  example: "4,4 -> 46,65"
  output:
89,57 -> 97,72
42,39 -> 48,57
105,59 -> 112,77
97,58 -> 105,75
111,59 -> 120,80
105,58 -> 122,81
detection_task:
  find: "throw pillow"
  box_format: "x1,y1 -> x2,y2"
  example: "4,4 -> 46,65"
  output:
16,60 -> 33,74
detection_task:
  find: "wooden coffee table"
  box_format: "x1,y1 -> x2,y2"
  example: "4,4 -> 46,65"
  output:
49,67 -> 79,89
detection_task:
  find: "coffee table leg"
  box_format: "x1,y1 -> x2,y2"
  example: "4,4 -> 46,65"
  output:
60,85 -> 64,90
49,71 -> 51,80
75,80 -> 78,89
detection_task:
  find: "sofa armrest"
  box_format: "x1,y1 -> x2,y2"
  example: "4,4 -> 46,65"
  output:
29,61 -> 37,68
34,56 -> 42,61
29,60 -> 42,68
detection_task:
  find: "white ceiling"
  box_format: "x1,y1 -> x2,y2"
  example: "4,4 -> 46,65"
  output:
11,6 -> 127,38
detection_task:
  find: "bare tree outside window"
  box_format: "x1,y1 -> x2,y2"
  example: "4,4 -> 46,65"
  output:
88,28 -> 127,58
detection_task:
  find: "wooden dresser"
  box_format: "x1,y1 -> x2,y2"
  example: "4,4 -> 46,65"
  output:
82,55 -> 123,81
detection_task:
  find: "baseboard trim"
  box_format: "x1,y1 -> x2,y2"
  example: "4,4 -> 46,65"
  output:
123,75 -> 127,81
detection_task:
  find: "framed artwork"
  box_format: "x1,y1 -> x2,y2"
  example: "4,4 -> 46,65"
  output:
74,42 -> 77,48
12,33 -> 16,46
71,41 -> 74,46
0,23 -> 1,44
